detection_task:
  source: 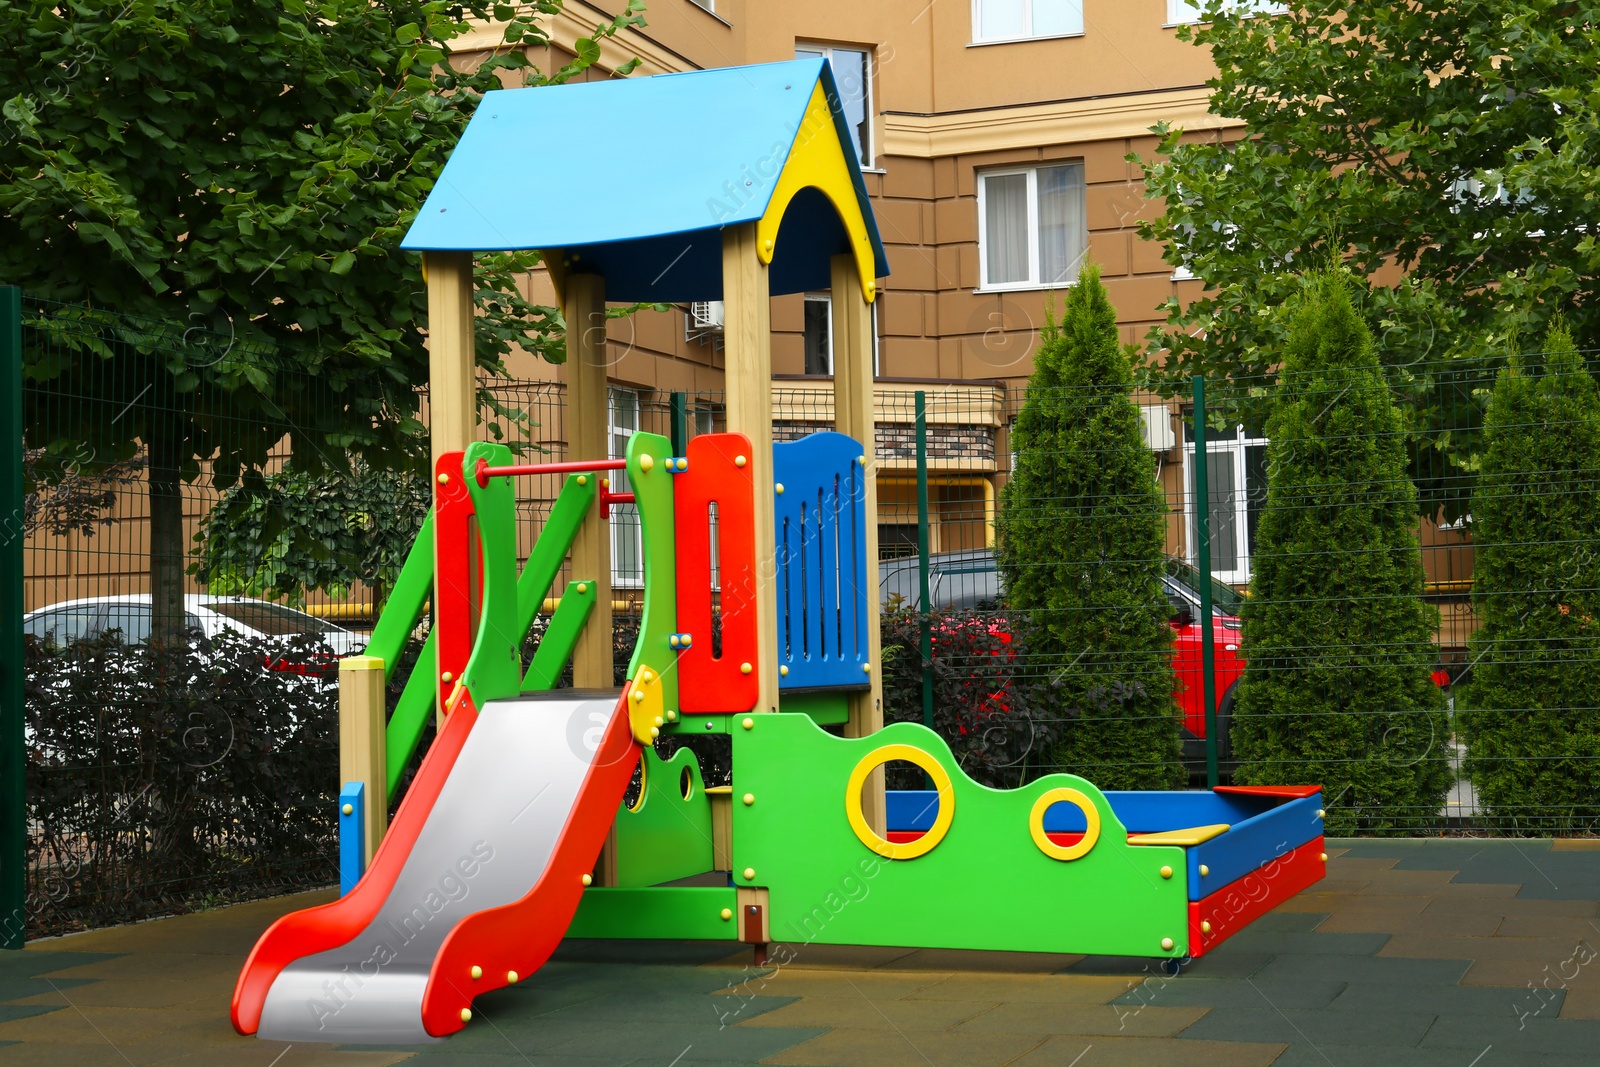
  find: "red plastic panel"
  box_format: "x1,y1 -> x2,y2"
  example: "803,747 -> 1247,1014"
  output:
1187,835 -> 1325,958
232,688 -> 484,1034
434,452 -> 475,713
420,687 -> 641,1035
673,433 -> 758,714
1213,784 -> 1324,799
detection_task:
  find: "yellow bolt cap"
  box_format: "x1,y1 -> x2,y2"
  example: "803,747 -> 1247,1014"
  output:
1320,852 -> 1328,863
740,662 -> 752,674
669,634 -> 680,647
640,454 -> 654,472
779,665 -> 789,676
507,970 -> 519,984
650,726 -> 659,739
642,670 -> 653,682
775,483 -> 784,494
633,690 -> 645,702
341,803 -> 353,816
654,716 -> 664,727
460,1008 -> 472,1023
441,671 -> 453,683
1199,864 -> 1209,877
1201,920 -> 1212,934
1161,937 -> 1175,951
582,873 -> 593,886
742,717 -> 754,730
577,474 -> 587,486
666,710 -> 678,722
1160,866 -> 1173,879
743,793 -> 755,806
601,477 -> 609,488
721,908 -> 734,920
743,868 -> 755,881
470,965 -> 482,980
735,455 -> 747,467
438,472 -> 450,484
576,582 -> 588,594
862,663 -> 871,673
1316,809 -> 1325,819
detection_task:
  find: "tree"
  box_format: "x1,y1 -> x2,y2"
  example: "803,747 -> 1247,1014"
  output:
2,0 -> 646,643
1229,273 -> 1449,833
1137,1 -> 1600,514
1460,324 -> 1600,829
996,265 -> 1184,790
193,462 -> 431,609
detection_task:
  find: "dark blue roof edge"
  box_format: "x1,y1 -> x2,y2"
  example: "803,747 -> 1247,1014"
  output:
815,59 -> 890,281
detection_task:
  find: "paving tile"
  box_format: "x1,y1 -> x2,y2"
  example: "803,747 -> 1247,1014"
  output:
1216,931 -> 1390,956
539,1019 -> 827,1063
881,949 -> 1082,973
731,994 -> 998,1030
1267,1043 -> 1497,1066
1112,977 -> 1346,1012
1419,1011 -> 1600,1056
1327,980 -> 1560,1018
1550,840 -> 1600,852
1378,934 -> 1582,963
711,969 -> 949,1001
759,1026 -> 1044,1066
1009,1033 -> 1286,1066
761,944 -> 919,970
1252,953 -> 1471,986
9,978 -> 220,1011
1176,1005 -> 1437,1047
1495,914 -> 1600,939
951,1000 -> 1207,1038
0,950 -> 122,980
908,973 -> 1133,1005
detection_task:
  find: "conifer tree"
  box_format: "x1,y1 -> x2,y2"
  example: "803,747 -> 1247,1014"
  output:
1462,323 -> 1600,828
1231,272 -> 1450,831
997,265 -> 1184,789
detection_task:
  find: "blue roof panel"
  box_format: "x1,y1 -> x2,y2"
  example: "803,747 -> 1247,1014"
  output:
401,59 -> 888,302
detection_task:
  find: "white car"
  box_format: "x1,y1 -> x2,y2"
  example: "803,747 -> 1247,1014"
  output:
22,594 -> 366,658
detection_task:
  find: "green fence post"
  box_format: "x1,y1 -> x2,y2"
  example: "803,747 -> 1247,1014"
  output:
0,287 -> 24,947
669,391 -> 688,456
1191,375 -> 1220,790
915,392 -> 934,740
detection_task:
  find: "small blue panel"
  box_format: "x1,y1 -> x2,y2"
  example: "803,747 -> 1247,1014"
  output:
339,783 -> 365,897
886,790 -> 941,832
401,59 -> 889,302
1190,791 -> 1323,901
774,433 -> 869,690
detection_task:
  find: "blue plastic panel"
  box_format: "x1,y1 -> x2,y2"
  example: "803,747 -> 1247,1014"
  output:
1190,791 -> 1323,900
338,783 -> 365,897
401,59 -> 889,302
773,433 -> 870,690
885,789 -> 1273,834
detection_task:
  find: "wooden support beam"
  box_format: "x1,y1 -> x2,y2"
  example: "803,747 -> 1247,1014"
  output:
722,223 -> 779,714
425,251 -> 477,728
831,253 -> 885,834
339,655 -> 389,863
566,272 -> 614,692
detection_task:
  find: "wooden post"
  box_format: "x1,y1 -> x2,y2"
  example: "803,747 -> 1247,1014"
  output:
831,253 -> 885,833
425,251 -> 477,728
721,223 -> 779,714
339,655 -> 389,863
565,273 -> 614,691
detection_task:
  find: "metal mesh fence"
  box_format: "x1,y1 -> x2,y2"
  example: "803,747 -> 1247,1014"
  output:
12,291 -> 1600,936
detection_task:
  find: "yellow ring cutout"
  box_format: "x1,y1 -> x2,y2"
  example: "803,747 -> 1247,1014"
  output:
846,745 -> 954,860
1029,788 -> 1101,861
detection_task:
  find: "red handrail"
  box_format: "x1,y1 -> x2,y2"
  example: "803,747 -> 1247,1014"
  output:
475,457 -> 627,487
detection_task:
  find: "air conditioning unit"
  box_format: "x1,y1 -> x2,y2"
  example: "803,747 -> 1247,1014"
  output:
689,300 -> 724,330
1140,404 -> 1176,452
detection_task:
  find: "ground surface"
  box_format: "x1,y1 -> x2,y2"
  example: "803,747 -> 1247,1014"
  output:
3,839 -> 1600,1065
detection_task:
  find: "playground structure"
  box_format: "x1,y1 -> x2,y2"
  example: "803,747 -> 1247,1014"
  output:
230,58 -> 1325,1044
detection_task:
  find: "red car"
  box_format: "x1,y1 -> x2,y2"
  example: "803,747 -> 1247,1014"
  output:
881,551 -> 1247,773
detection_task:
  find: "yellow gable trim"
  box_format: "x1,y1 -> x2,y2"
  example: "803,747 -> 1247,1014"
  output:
757,83 -> 878,303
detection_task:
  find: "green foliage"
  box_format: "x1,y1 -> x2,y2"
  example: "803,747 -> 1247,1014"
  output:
1230,273 -> 1450,832
3,0 -> 650,639
192,462 -> 430,608
1460,324 -> 1600,828
996,266 -> 1184,790
1138,1 -> 1600,516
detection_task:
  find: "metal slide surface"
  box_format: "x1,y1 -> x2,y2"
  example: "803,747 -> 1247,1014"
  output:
256,691 -> 621,1044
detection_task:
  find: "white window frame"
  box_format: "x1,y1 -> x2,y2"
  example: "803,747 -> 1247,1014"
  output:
607,386 -> 644,589
801,292 -> 880,377
976,163 -> 1088,292
794,43 -> 874,168
1167,0 -> 1286,26
1181,424 -> 1269,585
971,0 -> 1085,45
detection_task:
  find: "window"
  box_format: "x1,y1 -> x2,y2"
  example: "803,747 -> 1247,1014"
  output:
978,163 -> 1087,290
1183,424 -> 1268,584
973,0 -> 1083,43
608,387 -> 643,588
209,600 -> 340,636
795,45 -> 873,167
24,606 -> 101,648
800,293 -> 879,377
1168,0 -> 1286,25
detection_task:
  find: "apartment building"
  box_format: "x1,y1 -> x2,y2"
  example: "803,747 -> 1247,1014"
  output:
452,0 -> 1311,583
